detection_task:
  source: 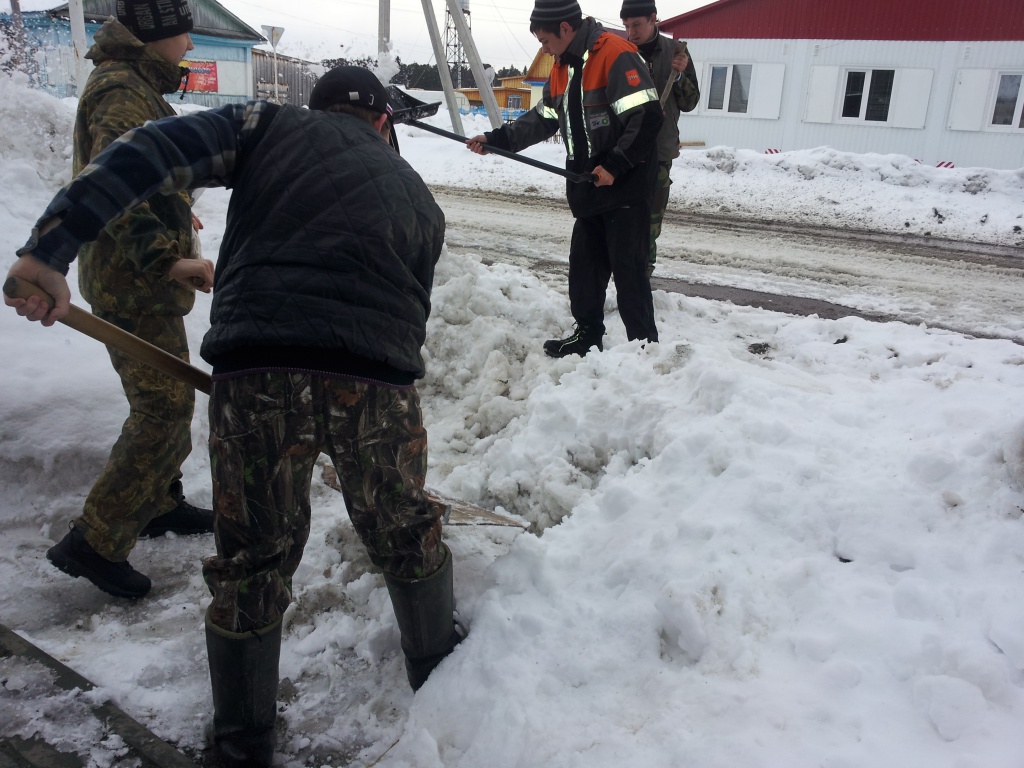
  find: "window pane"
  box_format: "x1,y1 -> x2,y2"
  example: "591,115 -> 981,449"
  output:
843,71 -> 865,118
708,66 -> 727,110
865,69 -> 894,121
993,74 -> 1021,126
728,64 -> 752,113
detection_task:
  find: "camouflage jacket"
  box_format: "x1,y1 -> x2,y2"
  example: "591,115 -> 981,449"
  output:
636,30 -> 701,162
74,18 -> 194,317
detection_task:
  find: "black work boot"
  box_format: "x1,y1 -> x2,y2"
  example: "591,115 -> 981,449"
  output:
384,544 -> 464,691
46,525 -> 152,599
543,324 -> 603,358
206,614 -> 281,768
140,497 -> 214,538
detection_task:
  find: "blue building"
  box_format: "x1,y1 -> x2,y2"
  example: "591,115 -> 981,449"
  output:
2,0 -> 264,106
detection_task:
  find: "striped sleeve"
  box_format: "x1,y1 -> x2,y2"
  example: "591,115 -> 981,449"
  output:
19,101 -> 275,274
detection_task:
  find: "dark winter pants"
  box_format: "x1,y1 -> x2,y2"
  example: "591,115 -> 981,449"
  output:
648,161 -> 673,273
568,203 -> 659,343
77,311 -> 193,561
203,373 -> 444,634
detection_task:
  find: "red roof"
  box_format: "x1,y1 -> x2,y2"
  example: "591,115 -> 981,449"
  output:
661,0 -> 1024,41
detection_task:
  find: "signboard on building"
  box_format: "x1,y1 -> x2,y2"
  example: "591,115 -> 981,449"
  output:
182,60 -> 219,92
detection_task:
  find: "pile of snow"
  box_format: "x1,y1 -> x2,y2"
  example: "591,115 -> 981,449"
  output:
1,72 -> 1023,768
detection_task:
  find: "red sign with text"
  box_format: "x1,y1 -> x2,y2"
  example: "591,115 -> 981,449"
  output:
182,61 -> 219,92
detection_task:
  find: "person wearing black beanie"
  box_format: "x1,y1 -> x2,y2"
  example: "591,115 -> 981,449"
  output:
621,3 -> 700,276
116,0 -> 194,43
468,1 -> 663,357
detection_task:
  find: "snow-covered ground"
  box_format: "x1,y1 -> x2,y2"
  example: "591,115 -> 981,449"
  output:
2,68 -> 1024,767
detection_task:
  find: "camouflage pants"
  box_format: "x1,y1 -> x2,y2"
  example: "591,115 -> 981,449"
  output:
648,160 -> 673,274
77,311 -> 194,561
203,373 -> 444,633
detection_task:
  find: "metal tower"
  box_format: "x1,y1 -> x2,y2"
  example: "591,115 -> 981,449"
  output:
444,0 -> 470,88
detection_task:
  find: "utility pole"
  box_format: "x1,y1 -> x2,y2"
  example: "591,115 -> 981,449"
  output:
67,0 -> 90,95
378,0 -> 390,58
418,0 -> 464,135
8,0 -> 25,72
261,25 -> 284,103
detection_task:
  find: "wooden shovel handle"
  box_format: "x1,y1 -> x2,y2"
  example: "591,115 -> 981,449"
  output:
3,276 -> 213,395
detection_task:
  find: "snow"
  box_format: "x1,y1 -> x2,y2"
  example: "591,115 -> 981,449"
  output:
2,69 -> 1024,767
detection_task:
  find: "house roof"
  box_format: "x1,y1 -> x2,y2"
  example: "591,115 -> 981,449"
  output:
524,47 -> 553,85
660,0 -> 1024,42
46,0 -> 264,41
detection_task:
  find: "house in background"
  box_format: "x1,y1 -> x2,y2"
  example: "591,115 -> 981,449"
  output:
660,0 -> 1024,169
3,0 -> 264,106
458,72 -> 532,121
523,47 -> 553,112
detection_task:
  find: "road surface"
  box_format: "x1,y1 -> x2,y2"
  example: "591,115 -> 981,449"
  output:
433,186 -> 1024,344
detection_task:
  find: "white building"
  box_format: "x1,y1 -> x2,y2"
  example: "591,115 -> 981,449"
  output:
661,0 -> 1024,169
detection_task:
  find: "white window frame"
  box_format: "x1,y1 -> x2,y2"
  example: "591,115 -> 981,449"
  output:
702,63 -> 785,119
989,71 -> 1024,132
838,68 -> 896,124
807,66 -> 932,128
705,63 -> 753,115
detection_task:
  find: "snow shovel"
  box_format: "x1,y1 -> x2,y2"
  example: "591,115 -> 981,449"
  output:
387,85 -> 595,184
3,276 -> 527,528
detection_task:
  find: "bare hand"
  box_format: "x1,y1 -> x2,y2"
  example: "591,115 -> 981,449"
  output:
592,165 -> 615,187
3,254 -> 71,326
672,50 -> 690,73
192,213 -> 204,231
466,135 -> 490,155
169,258 -> 215,293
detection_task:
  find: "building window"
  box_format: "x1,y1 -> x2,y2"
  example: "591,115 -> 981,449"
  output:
507,94 -> 522,110
840,69 -> 895,122
992,73 -> 1024,129
707,64 -> 752,114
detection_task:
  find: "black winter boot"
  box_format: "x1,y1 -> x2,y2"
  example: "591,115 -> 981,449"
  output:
543,324 -> 603,358
384,544 -> 464,691
140,497 -> 214,538
46,525 -> 151,599
205,615 -> 281,768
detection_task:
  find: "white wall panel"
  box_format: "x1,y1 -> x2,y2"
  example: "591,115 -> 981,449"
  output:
890,68 -> 933,128
677,37 -> 1024,169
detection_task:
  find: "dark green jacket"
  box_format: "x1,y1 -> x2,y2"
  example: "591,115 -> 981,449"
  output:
74,18 -> 194,317
637,30 -> 700,162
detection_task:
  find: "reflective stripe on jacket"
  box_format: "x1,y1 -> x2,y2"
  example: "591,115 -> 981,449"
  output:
493,18 -> 663,217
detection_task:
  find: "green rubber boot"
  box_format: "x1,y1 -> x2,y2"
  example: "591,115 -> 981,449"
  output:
384,543 -> 464,690
205,613 -> 281,767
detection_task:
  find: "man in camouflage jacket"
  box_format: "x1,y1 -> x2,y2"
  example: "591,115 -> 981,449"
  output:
43,0 -> 215,601
622,0 -> 701,275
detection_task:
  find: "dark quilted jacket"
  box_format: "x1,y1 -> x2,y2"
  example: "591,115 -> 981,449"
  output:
200,106 -> 446,379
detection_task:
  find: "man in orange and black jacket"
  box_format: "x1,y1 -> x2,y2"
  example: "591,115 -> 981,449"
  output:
468,0 -> 663,358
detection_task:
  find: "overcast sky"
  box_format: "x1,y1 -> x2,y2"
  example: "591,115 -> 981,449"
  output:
6,0 -> 709,69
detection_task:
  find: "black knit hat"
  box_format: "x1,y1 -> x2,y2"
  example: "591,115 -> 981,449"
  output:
116,0 -> 194,43
530,0 -> 583,25
309,66 -> 393,115
619,0 -> 657,18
